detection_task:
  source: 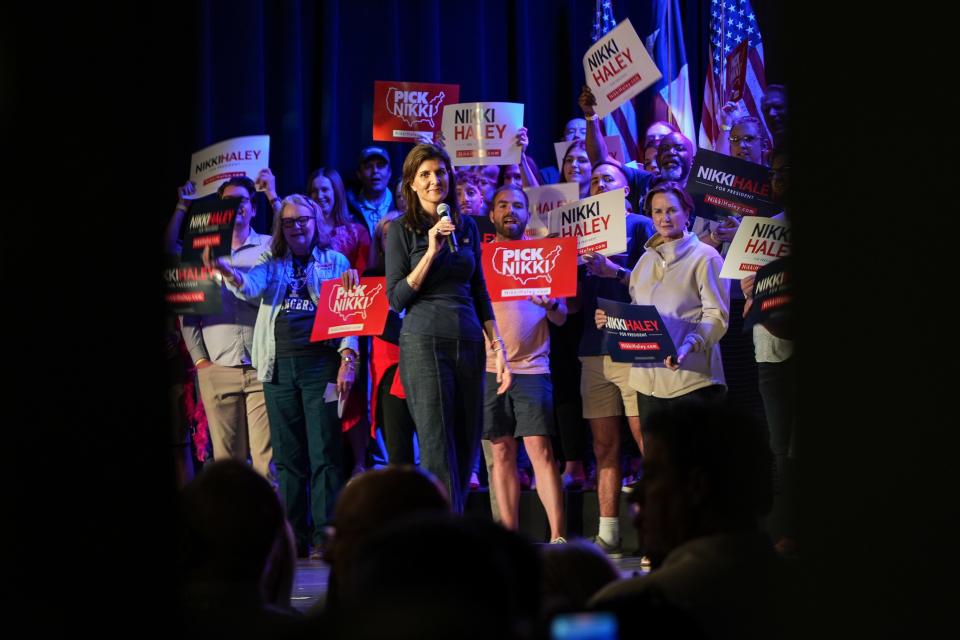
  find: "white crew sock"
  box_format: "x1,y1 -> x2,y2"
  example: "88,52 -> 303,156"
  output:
598,517 -> 620,545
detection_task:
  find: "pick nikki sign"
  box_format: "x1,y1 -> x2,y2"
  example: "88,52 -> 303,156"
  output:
373,80 -> 460,142
598,298 -> 677,364
583,19 -> 662,119
181,196 -> 241,263
441,101 -> 524,166
310,277 -> 389,341
482,238 -> 578,302
162,256 -> 223,315
686,148 -> 778,220
719,216 -> 791,279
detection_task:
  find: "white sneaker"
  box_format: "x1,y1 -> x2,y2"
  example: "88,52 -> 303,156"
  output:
550,536 -> 568,544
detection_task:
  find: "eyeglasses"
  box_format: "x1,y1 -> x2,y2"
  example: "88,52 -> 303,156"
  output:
223,196 -> 252,205
729,134 -> 760,145
281,216 -> 314,229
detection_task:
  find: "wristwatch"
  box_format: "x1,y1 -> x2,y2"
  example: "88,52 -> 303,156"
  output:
550,300 -> 560,312
616,267 -> 629,281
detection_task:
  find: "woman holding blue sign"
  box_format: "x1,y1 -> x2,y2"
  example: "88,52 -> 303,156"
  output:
386,143 -> 512,514
589,182 -> 729,424
204,194 -> 358,560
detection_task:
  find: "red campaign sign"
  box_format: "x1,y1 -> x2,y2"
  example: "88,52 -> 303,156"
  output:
373,81 -> 460,143
725,40 -> 749,103
482,237 -> 578,302
310,277 -> 389,341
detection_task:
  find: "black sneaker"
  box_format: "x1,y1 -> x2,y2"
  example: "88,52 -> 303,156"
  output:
593,535 -> 624,558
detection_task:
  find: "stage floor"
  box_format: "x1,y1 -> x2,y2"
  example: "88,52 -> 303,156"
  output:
290,487 -> 649,614
291,551 -> 649,614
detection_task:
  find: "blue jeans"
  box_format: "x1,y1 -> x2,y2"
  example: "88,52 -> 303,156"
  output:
398,334 -> 485,514
263,353 -> 342,547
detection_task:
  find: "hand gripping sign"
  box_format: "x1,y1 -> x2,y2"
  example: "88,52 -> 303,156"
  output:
524,183 -> 580,240
583,19 -> 662,119
541,188 -> 628,263
189,135 -> 270,198
482,237 -> 578,302
598,298 -> 677,364
373,81 -> 460,142
181,197 -> 241,263
441,102 -> 524,166
310,277 -> 390,340
162,256 -> 223,315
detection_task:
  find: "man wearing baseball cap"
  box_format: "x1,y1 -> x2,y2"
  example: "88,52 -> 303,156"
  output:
347,145 -> 394,235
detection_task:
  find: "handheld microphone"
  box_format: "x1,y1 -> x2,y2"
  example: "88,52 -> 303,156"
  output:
437,203 -> 458,252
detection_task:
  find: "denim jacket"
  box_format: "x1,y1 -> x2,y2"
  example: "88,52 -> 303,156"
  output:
226,246 -> 359,382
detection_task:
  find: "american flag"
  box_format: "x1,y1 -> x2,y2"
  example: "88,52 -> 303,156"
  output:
593,0 -> 640,162
646,0 -> 696,144
698,0 -> 768,151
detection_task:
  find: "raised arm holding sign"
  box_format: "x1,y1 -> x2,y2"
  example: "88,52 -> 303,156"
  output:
582,19 -> 662,119
440,102 -> 524,166
542,188 -> 628,261
189,136 -> 271,198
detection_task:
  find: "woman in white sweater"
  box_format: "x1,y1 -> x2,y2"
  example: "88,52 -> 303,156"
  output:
588,182 -> 730,422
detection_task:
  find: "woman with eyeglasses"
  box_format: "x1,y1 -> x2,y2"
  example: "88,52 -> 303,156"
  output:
306,167 -> 374,477
204,194 -> 359,560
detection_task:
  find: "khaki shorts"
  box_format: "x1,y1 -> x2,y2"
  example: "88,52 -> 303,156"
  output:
579,355 -> 639,418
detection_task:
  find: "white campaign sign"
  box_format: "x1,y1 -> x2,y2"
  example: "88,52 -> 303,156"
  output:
189,136 -> 271,198
720,216 -> 792,279
583,19 -> 662,118
553,135 -> 628,171
543,188 -> 628,262
524,182 -> 580,239
441,102 -> 523,167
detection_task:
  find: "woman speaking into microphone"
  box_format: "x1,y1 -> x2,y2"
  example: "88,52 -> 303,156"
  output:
386,143 -> 511,513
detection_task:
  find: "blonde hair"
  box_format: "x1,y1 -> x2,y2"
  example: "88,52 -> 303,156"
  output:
270,194 -> 331,257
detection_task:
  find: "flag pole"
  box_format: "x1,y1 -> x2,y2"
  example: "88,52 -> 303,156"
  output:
719,1 -> 727,105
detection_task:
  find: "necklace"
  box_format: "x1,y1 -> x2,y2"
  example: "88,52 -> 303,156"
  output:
290,256 -> 309,295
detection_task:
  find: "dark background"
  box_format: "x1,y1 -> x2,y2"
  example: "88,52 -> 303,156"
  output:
4,1 -> 954,636
163,0 -> 785,232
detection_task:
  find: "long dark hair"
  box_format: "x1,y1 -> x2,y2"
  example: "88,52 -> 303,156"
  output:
400,144 -> 460,234
560,139 -> 588,183
305,167 -> 354,227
